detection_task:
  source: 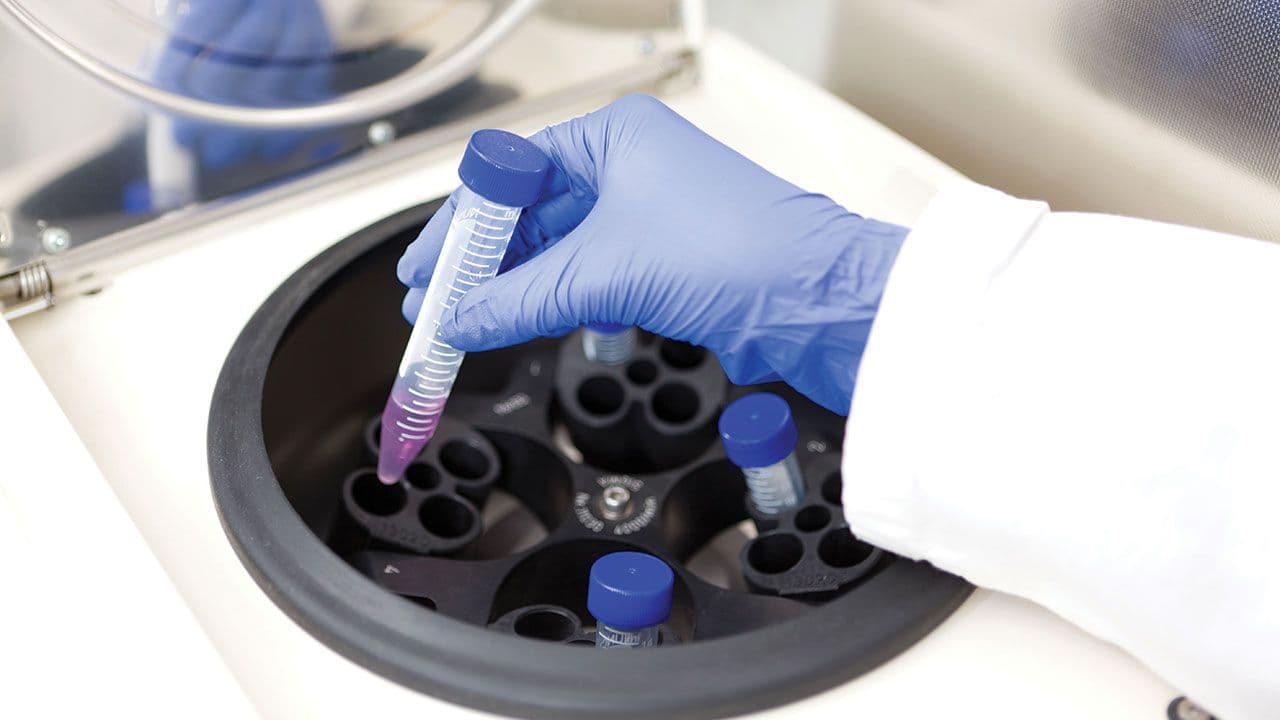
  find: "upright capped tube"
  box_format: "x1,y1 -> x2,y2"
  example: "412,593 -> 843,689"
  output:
376,130 -> 550,485
719,393 -> 805,514
588,551 -> 674,648
582,323 -> 637,365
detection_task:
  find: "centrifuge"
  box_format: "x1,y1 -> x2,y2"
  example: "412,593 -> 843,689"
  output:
1,1 -> 1185,718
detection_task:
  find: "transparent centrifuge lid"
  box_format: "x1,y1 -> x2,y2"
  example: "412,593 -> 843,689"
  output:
0,0 -> 695,315
1,0 -> 537,128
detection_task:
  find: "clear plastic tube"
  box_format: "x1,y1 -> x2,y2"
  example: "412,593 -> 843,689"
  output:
595,623 -> 660,648
582,325 -> 637,365
377,186 -> 520,483
743,453 -> 804,514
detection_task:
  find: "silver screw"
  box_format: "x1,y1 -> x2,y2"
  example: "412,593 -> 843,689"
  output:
600,486 -> 632,520
40,226 -> 71,254
639,36 -> 656,56
367,120 -> 396,146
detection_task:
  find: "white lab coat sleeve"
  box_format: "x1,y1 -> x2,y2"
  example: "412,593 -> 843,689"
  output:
841,182 -> 1280,720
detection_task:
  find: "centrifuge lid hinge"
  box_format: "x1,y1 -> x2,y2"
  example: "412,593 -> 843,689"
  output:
0,261 -> 55,320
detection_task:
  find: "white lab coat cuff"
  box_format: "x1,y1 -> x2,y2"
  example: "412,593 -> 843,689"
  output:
839,181 -> 1048,570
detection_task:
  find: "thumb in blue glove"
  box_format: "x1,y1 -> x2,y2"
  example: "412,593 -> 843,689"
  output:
398,94 -> 909,415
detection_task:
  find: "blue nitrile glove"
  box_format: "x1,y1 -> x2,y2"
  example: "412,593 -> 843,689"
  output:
150,0 -> 334,169
398,95 -> 909,415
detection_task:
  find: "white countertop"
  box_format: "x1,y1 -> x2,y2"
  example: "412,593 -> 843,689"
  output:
0,322 -> 253,718
5,31 -> 1176,719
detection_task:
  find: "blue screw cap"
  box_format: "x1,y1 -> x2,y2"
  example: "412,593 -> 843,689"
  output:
588,552 -> 674,630
719,392 -> 799,469
457,129 -> 550,208
587,323 -> 630,334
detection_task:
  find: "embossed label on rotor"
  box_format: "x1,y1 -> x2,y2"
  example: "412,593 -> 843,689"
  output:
612,496 -> 658,535
573,475 -> 657,535
492,392 -> 531,416
573,492 -> 606,532
596,474 -> 643,491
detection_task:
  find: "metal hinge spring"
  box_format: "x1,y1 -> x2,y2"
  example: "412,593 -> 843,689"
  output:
1,262 -> 54,319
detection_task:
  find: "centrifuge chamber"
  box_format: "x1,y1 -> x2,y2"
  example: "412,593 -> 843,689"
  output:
207,197 -> 972,719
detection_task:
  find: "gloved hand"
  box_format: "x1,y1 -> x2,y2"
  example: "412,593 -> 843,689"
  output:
150,0 -> 334,169
398,94 -> 909,415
